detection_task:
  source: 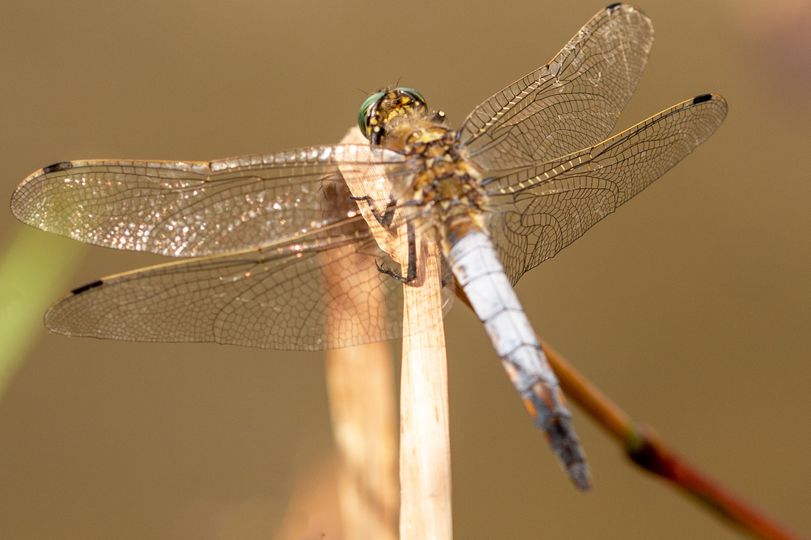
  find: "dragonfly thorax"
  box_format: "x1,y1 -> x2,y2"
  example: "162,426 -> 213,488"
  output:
392,119 -> 489,242
359,88 -> 488,237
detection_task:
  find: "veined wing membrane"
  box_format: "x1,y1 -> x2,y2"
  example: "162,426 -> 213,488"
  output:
484,94 -> 728,284
45,216 -> 408,350
11,145 -> 407,258
458,3 -> 653,170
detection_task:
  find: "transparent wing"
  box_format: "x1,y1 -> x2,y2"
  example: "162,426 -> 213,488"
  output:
483,94 -> 727,284
40,166 -> 456,351
44,218 -> 412,350
458,3 -> 654,170
11,144 -> 408,257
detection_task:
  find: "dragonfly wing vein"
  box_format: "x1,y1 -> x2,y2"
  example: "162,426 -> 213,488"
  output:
11,145 -> 408,258
44,224 -> 408,350
484,94 -> 728,283
458,4 -> 654,171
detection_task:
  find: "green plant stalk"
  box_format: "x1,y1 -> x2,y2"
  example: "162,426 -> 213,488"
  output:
0,228 -> 82,392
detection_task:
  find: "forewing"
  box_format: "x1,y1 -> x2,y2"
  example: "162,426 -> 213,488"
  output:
484,94 -> 727,283
458,4 -> 654,170
11,145 -> 407,257
44,218 -> 408,350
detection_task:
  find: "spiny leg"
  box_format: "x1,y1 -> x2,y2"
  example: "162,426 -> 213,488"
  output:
350,195 -> 397,228
349,194 -> 418,284
376,223 -> 417,284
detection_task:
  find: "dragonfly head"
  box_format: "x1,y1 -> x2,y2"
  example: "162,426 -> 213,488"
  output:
358,87 -> 428,145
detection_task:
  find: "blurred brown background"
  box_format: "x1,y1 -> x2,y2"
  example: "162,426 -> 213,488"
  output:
1,0 -> 809,538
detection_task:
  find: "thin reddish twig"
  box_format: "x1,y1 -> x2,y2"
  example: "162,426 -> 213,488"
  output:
540,340 -> 803,540
455,288 -> 799,539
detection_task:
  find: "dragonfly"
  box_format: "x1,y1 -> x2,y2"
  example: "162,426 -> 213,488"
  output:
11,3 -> 726,490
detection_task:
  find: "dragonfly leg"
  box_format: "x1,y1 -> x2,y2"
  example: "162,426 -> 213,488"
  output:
350,195 -> 397,228
375,223 -> 417,284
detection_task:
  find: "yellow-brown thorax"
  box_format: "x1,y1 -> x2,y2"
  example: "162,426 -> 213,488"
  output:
369,89 -> 488,246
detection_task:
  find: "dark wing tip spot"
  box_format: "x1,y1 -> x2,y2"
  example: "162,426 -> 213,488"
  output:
42,161 -> 73,174
71,280 -> 103,295
692,93 -> 713,104
606,2 -> 623,10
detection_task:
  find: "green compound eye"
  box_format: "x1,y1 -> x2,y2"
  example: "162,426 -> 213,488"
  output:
396,86 -> 426,106
357,91 -> 386,139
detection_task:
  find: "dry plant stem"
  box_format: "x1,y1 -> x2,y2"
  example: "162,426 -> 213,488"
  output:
325,344 -> 399,540
336,127 -> 452,539
399,236 -> 452,540
540,340 -> 803,540
323,128 -> 401,539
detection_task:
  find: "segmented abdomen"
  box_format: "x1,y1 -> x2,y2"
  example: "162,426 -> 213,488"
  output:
447,227 -> 590,490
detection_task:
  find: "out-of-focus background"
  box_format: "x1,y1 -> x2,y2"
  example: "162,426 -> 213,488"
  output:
1,0 -> 809,538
